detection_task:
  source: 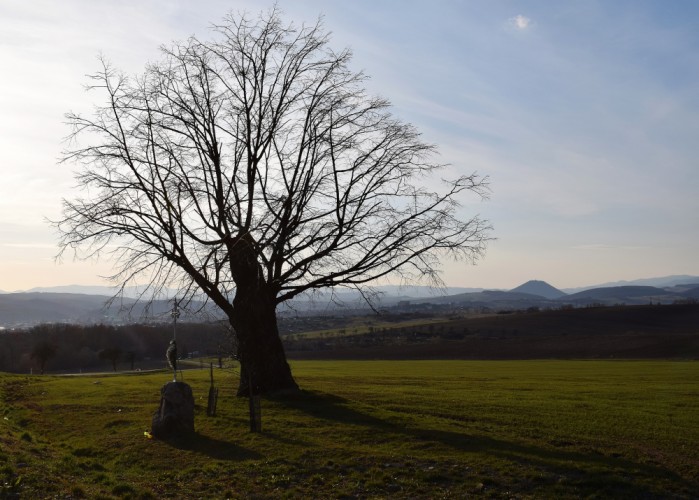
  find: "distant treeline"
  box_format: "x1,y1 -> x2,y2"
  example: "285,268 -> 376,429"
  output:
284,303 -> 699,361
0,322 -> 233,374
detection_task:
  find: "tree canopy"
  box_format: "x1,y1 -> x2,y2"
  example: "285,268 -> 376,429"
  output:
57,9 -> 491,394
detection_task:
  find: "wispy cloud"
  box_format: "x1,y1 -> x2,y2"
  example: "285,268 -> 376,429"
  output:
509,15 -> 532,31
570,244 -> 647,251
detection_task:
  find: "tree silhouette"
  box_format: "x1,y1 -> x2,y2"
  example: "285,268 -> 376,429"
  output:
31,341 -> 57,375
99,347 -> 122,372
57,9 -> 490,395
125,350 -> 137,371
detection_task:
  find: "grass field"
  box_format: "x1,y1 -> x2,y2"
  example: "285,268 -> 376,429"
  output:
2,360 -> 698,498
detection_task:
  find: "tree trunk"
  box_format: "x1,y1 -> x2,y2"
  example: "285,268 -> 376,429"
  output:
230,288 -> 298,397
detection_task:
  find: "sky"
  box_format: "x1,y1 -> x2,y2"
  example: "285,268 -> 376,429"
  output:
1,0 -> 698,292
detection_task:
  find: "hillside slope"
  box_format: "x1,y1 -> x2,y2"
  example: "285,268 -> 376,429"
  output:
287,303 -> 699,360
510,280 -> 566,299
562,286 -> 677,305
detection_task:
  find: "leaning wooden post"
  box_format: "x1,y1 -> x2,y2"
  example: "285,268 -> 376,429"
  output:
207,362 -> 218,417
248,370 -> 261,432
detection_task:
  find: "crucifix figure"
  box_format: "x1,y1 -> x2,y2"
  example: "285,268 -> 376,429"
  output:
166,340 -> 178,382
167,298 -> 180,382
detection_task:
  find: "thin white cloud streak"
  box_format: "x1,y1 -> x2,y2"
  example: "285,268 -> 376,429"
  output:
0,243 -> 57,250
570,244 -> 649,251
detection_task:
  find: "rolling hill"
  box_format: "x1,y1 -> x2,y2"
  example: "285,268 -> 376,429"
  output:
509,280 -> 566,299
0,293 -> 216,327
287,303 -> 699,361
561,286 -> 677,305
2,276 -> 697,327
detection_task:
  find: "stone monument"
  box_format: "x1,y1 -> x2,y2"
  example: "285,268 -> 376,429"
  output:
151,381 -> 195,438
151,298 -> 194,439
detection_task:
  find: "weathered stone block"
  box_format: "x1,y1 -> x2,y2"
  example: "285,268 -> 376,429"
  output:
151,381 -> 195,438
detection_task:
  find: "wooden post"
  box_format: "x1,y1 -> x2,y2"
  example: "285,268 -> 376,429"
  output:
248,395 -> 261,432
206,363 -> 218,417
248,373 -> 261,432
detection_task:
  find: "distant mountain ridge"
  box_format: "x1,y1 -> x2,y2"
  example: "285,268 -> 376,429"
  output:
1,275 -> 697,327
0,292 -> 217,328
393,277 -> 698,311
19,284 -> 178,300
11,274 -> 698,297
562,275 -> 699,293
562,286 -> 678,305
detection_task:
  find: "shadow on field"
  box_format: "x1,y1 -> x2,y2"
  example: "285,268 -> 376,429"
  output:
163,432 -> 261,461
273,390 -> 697,497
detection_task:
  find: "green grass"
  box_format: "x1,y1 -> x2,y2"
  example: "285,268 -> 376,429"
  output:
286,316 -> 456,340
1,360 -> 698,498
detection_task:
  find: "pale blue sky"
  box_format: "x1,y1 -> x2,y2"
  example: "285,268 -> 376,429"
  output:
1,0 -> 697,291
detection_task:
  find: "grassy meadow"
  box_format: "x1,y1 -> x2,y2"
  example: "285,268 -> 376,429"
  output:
2,360 -> 698,498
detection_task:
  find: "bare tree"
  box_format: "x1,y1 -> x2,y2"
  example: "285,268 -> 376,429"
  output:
99,347 -> 122,372
31,341 -> 57,375
125,350 -> 137,371
57,9 -> 491,395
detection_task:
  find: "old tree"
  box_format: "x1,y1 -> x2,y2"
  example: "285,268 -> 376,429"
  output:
58,11 -> 490,395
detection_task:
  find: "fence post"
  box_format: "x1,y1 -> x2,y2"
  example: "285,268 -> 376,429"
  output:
248,373 -> 261,432
206,363 -> 218,417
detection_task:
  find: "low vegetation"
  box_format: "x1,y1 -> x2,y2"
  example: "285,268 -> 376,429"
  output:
2,360 -> 698,498
285,303 -> 699,360
0,323 -> 230,374
4,304 -> 697,376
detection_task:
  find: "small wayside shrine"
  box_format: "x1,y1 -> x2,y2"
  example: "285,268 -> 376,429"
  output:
151,299 -> 195,438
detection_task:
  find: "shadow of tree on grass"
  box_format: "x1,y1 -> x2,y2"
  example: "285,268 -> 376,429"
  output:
271,389 -> 698,497
161,432 -> 261,461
